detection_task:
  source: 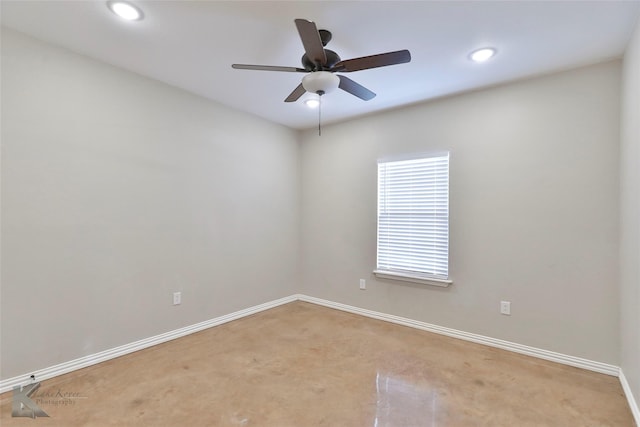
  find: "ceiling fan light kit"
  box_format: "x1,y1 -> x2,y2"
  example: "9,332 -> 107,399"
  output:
302,71 -> 339,95
232,18 -> 411,135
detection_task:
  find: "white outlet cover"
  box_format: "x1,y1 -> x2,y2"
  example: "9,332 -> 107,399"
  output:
500,301 -> 511,315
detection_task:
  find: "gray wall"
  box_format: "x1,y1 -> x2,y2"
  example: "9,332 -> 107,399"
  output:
300,61 -> 622,364
620,17 -> 640,412
1,25 -> 631,386
1,29 -> 300,379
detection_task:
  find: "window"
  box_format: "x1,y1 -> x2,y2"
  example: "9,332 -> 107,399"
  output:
375,154 -> 451,287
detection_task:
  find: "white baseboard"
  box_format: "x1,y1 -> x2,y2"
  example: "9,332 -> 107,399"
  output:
0,295 -> 297,394
296,294 -> 620,376
0,291 -> 629,414
620,369 -> 640,426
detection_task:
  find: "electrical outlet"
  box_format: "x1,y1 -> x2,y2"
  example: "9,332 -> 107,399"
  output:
173,292 -> 182,306
359,279 -> 366,290
500,301 -> 511,315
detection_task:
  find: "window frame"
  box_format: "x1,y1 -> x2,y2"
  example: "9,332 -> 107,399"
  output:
374,153 -> 452,287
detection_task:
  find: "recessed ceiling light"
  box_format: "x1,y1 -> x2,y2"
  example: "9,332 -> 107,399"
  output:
469,47 -> 496,63
304,98 -> 320,109
107,1 -> 143,21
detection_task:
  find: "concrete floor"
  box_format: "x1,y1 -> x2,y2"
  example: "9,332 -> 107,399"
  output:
0,301 -> 634,426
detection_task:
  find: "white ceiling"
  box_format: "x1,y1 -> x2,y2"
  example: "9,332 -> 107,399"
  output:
2,1 -> 639,130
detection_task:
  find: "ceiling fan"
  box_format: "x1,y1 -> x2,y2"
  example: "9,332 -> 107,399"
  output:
232,19 -> 411,103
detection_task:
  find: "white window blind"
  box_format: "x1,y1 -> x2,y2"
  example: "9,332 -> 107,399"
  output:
377,154 -> 449,281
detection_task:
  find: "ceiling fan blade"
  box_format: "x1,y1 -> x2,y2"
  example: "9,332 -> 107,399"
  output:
338,75 -> 376,101
232,64 -> 306,73
284,83 -> 307,102
332,50 -> 411,73
294,19 -> 327,67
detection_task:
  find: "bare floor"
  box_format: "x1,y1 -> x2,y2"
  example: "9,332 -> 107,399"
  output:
0,302 -> 633,426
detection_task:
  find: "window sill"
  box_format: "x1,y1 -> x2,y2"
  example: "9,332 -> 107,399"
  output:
373,270 -> 453,287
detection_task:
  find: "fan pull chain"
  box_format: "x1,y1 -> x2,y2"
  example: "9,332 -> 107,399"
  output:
317,90 -> 325,136
318,94 -> 322,136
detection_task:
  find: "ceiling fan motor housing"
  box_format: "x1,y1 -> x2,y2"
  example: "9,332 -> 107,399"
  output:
302,49 -> 341,71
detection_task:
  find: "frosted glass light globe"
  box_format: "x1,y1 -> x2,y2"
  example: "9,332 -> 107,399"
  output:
302,71 -> 339,94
